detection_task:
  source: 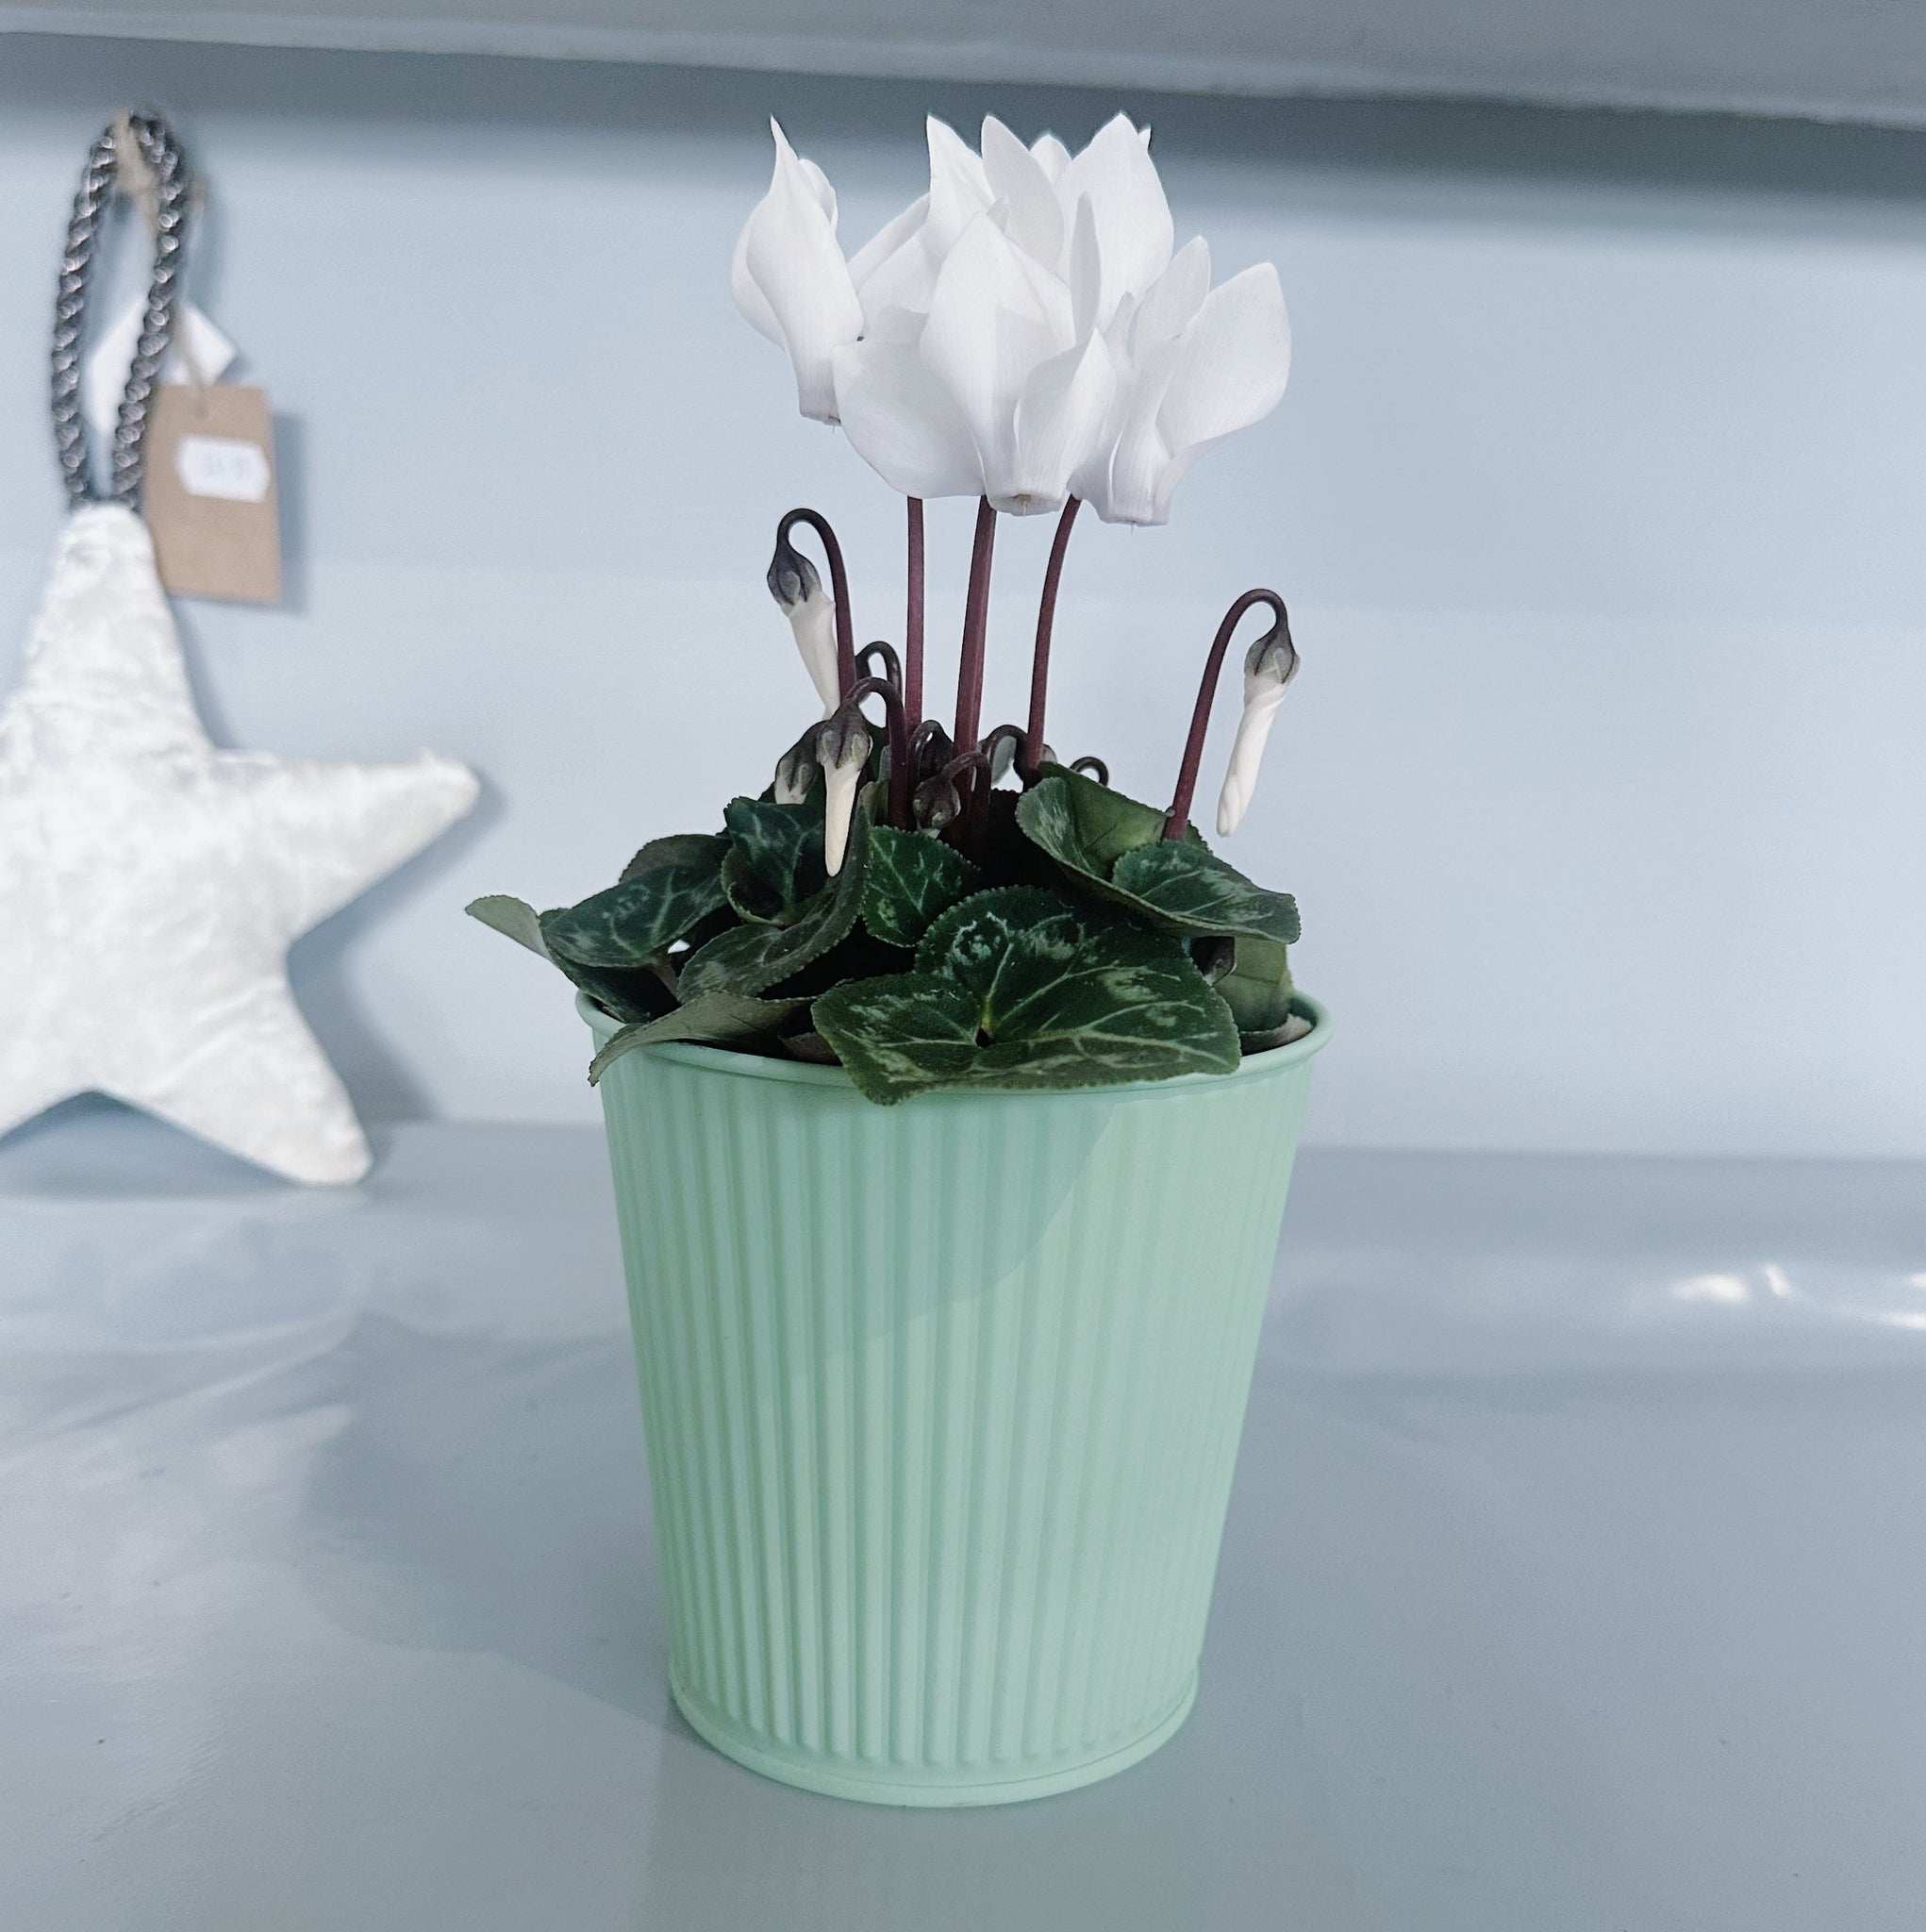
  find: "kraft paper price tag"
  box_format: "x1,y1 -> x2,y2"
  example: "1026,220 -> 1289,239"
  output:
143,384 -> 282,605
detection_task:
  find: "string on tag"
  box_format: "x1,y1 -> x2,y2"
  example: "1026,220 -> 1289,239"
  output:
49,110 -> 191,509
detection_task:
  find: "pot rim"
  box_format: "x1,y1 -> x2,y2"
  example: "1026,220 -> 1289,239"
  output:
577,989 -> 1330,1096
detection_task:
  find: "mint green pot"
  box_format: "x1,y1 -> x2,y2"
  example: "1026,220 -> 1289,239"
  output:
583,992 -> 1328,1806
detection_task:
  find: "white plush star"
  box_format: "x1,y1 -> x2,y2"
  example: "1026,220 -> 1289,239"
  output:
0,504 -> 477,1183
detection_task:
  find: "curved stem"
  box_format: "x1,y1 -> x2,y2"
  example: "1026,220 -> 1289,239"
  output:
780,507 -> 855,699
905,496 -> 925,728
953,496 -> 998,755
1021,496 -> 1080,781
938,748 -> 995,859
1069,755 -> 1109,784
855,640 -> 902,692
1163,589 -> 1287,842
844,674 -> 911,829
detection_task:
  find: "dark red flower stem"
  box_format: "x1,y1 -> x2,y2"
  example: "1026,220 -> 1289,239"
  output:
953,496 -> 998,755
1021,495 -> 1081,782
844,674 -> 912,830
779,507 -> 855,699
905,496 -> 925,729
855,641 -> 902,691
938,748 -> 995,859
1163,589 -> 1287,842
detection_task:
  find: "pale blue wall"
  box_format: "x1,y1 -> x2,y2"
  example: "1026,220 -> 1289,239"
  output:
3,37 -> 1924,1155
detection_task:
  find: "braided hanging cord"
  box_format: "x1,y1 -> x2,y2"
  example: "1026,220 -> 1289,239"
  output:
49,110 -> 191,510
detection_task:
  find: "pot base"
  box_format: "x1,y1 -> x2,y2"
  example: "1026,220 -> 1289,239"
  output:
669,1667 -> 1199,1808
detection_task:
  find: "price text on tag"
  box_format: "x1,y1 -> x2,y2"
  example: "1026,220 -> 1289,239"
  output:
144,385 -> 283,605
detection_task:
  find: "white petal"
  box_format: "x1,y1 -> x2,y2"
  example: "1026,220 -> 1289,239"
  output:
1001,333 -> 1116,515
1129,237 -> 1211,354
1157,262 -> 1291,459
786,588 -> 841,714
729,224 -> 784,345
981,115 -> 1064,269
737,121 -> 864,422
920,214 -> 1071,484
1068,194 -> 1102,342
1054,113 -> 1173,322
832,340 -> 984,499
822,758 -> 862,874
849,193 -> 928,292
1076,336 -> 1182,525
1216,676 -> 1287,836
924,115 -> 993,253
1031,132 -> 1072,180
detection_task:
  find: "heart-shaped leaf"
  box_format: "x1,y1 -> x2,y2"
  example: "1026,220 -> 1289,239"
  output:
1016,772 -> 1296,945
1014,763 -> 1182,874
620,831 -> 731,886
469,892 -> 673,1024
812,885 -> 1239,1105
678,785 -> 876,999
465,894 -> 551,958
720,797 -> 826,925
541,842 -> 729,967
861,826 -> 980,947
1109,841 -> 1300,944
589,991 -> 804,1083
1215,932 -> 1296,1034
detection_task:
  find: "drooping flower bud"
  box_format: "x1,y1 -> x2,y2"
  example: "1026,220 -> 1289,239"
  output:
913,772 -> 963,831
767,533 -> 840,716
774,722 -> 824,806
818,708 -> 873,875
1215,615 -> 1300,837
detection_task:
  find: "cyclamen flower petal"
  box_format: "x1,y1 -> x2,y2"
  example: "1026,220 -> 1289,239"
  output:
831,340 -> 982,499
790,111 -> 1259,517
766,543 -> 841,714
1076,260 -> 1291,526
1216,677 -> 1287,836
1216,630 -> 1301,836
1053,113 -> 1173,326
818,713 -> 872,875
731,120 -> 864,422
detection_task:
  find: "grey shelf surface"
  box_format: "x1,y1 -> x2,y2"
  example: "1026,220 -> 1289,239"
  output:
5,1108 -> 1925,1930
6,0 -> 1926,129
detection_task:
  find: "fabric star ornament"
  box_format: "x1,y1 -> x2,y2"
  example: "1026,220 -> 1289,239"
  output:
0,504 -> 477,1183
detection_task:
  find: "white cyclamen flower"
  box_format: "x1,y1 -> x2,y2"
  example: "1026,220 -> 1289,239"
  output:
831,113 -> 1180,515
818,710 -> 872,875
731,120 -> 864,423
1073,242 -> 1292,527
1216,623 -> 1301,837
765,535 -> 840,715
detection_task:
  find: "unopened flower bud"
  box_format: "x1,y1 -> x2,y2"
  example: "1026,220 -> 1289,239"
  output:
767,534 -> 839,716
774,722 -> 823,806
913,773 -> 962,831
1215,615 -> 1300,837
818,708 -> 872,875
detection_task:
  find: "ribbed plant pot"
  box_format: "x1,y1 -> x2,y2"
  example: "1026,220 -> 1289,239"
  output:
583,991 -> 1328,1806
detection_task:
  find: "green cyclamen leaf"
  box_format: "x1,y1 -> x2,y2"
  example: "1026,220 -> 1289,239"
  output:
1015,764 -> 1179,874
589,991 -> 804,1083
720,796 -> 826,925
465,894 -> 551,958
468,893 -> 670,1025
678,786 -> 875,999
1016,773 -> 1295,945
861,826 -> 980,947
540,845 -> 729,966
1109,841 -> 1301,945
621,832 -> 731,885
813,885 -> 1240,1104
1215,932 -> 1296,1034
